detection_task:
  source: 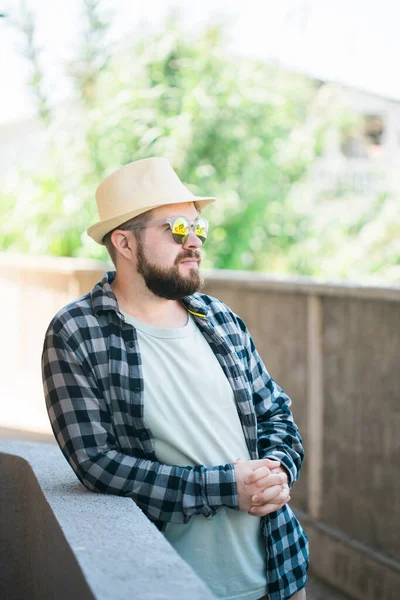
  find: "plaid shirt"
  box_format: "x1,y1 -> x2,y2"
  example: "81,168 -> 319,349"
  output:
42,270 -> 309,600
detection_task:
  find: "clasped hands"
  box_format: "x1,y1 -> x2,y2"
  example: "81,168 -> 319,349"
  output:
233,457 -> 290,516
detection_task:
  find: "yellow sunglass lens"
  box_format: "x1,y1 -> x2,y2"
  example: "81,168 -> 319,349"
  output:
170,217 -> 208,244
195,219 -> 207,242
172,218 -> 189,236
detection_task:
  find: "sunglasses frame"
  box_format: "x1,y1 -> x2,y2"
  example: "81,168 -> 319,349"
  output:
123,216 -> 209,245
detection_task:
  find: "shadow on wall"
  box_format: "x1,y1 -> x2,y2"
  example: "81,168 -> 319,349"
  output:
0,453 -> 95,600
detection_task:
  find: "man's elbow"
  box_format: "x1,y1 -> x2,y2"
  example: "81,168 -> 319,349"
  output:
71,454 -> 118,495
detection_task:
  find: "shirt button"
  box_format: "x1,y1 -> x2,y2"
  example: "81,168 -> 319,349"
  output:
133,386 -> 141,393
127,341 -> 134,348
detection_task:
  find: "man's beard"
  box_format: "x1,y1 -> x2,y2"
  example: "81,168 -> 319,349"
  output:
136,238 -> 204,300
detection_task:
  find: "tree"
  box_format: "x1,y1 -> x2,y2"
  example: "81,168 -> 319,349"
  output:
0,5 -> 342,274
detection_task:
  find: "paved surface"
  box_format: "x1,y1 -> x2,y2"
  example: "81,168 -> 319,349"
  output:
1,426 -> 352,600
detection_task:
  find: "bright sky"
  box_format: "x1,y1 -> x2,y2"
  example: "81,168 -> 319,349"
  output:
1,0 -> 399,125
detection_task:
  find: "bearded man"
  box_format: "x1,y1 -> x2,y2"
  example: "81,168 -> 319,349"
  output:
42,157 -> 308,600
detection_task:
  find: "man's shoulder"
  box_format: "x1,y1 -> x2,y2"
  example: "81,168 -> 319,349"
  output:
45,270 -> 117,341
45,292 -> 95,340
191,291 -> 231,314
190,292 -> 245,330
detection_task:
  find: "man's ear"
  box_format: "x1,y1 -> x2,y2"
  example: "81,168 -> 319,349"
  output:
111,230 -> 136,262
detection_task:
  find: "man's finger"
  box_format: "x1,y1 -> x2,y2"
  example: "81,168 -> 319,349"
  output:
252,482 -> 290,504
251,484 -> 283,504
248,498 -> 290,517
245,466 -> 270,484
245,462 -> 285,484
269,462 -> 282,471
251,484 -> 290,508
234,458 -> 275,469
251,458 -> 277,468
246,472 -> 286,489
265,464 -> 289,486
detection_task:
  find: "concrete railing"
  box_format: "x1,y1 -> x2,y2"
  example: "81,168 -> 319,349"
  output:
0,441 -> 215,600
1,253 -> 400,599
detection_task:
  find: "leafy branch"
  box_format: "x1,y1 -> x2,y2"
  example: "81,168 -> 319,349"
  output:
13,0 -> 51,125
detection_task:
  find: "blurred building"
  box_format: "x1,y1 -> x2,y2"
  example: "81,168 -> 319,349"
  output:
309,86 -> 400,196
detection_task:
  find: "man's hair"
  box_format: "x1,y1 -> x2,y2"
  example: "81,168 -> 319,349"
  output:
103,210 -> 153,267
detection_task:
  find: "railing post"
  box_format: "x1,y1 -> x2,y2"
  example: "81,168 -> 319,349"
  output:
307,294 -> 324,520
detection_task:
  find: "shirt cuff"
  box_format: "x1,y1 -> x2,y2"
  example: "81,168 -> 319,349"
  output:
264,452 -> 297,488
205,463 -> 238,512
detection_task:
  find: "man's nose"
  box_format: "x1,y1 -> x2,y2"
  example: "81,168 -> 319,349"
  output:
182,230 -> 202,249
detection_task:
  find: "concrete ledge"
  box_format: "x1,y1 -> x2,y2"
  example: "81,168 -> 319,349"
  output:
0,441 -> 215,600
204,269 -> 400,303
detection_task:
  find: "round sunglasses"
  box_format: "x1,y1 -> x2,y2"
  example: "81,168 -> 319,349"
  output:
124,216 -> 209,245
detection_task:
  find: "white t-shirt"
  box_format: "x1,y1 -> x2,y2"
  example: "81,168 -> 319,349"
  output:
121,310 -> 267,600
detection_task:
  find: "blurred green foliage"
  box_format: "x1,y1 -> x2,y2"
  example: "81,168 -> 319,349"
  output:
1,2 -> 399,283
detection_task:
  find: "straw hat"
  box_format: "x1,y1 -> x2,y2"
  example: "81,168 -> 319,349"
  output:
87,157 -> 216,245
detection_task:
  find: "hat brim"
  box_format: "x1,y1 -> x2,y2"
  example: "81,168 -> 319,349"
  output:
87,196 -> 216,245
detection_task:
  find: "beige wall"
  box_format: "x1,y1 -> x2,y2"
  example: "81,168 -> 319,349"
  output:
1,253 -> 400,599
0,255 -> 107,433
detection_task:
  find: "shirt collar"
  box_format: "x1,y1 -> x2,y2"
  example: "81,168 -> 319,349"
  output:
91,270 -> 120,317
180,295 -> 209,318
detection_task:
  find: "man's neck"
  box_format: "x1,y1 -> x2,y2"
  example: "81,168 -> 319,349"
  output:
111,272 -> 188,328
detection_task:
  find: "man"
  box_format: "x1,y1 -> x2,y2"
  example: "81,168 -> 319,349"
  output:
42,157 -> 308,600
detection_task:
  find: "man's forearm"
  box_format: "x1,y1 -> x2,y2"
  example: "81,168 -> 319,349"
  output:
50,420 -> 239,524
